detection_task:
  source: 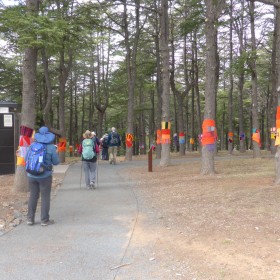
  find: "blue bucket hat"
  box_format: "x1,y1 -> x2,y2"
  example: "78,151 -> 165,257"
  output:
34,126 -> 55,144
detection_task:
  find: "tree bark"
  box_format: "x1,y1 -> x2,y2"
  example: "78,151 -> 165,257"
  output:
169,10 -> 191,156
13,0 -> 39,192
194,30 -> 202,152
270,5 -> 280,154
154,0 -> 162,159
274,6 -> 280,184
124,0 -> 141,161
201,0 -> 225,175
228,0 -> 234,155
249,0 -> 261,158
233,0 -> 246,153
159,0 -> 171,167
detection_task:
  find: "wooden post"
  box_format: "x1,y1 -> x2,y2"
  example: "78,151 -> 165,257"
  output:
69,145 -> 73,157
148,148 -> 152,172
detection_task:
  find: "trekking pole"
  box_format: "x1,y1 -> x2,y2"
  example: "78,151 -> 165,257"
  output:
96,156 -> 99,189
80,161 -> 83,190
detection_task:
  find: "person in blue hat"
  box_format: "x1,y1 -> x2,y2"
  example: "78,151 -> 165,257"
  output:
26,126 -> 60,226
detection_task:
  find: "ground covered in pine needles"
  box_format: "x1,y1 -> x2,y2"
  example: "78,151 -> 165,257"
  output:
121,151 -> 279,279
1,151 -> 279,279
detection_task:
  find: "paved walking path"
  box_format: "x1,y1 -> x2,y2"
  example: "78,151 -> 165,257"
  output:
0,160 -> 140,280
1,154 -> 259,280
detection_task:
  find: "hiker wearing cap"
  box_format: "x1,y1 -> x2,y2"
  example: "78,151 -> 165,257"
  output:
25,126 -> 60,226
107,127 -> 121,165
78,130 -> 99,189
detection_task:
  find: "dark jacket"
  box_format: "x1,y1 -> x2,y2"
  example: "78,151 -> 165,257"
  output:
107,131 -> 121,147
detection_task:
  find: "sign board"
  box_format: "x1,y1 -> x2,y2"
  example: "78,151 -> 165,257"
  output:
0,113 -> 15,175
4,114 -> 13,127
0,107 -> 9,113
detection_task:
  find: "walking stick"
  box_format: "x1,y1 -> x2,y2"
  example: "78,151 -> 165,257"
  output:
96,155 -> 99,189
80,161 -> 83,190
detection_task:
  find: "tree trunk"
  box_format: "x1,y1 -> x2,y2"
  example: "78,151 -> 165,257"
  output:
233,0 -> 246,153
159,0 -> 171,167
194,31 -> 202,150
149,89 -> 156,150
201,0 -> 224,175
270,5 -> 280,155
55,1 -> 73,163
169,11 -> 191,156
221,103 -> 225,150
228,0 -> 234,155
249,0 -> 261,158
124,0 -> 141,161
58,49 -> 72,163
154,0 -> 162,159
274,6 -> 280,184
190,33 -> 196,152
13,0 -> 39,192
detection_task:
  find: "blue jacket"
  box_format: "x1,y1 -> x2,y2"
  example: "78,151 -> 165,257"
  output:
27,143 -> 60,179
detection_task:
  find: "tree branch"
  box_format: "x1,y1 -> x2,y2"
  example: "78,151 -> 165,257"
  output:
253,0 -> 280,7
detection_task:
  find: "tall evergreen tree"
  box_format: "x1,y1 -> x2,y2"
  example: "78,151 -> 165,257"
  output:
13,0 -> 39,192
159,0 -> 171,166
201,0 -> 225,175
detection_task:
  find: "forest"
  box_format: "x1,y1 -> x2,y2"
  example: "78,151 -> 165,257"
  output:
1,0 -> 280,189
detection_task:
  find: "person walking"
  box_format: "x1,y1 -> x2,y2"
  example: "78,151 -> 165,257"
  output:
26,126 -> 60,226
78,130 -> 98,189
100,133 -> 109,160
107,127 -> 121,164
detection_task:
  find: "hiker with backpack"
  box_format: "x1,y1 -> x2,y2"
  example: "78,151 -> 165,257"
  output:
78,130 -> 99,189
25,126 -> 60,226
107,127 -> 121,164
100,133 -> 109,160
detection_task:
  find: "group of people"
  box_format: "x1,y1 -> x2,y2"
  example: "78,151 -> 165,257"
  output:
24,126 -> 121,227
77,127 -> 121,189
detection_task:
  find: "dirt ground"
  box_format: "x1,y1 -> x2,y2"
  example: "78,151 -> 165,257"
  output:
120,151 -> 280,280
0,174 -> 62,233
1,151 -> 279,279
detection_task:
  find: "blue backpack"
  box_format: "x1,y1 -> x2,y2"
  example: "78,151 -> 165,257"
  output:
82,138 -> 96,160
110,132 -> 119,145
25,142 -> 48,175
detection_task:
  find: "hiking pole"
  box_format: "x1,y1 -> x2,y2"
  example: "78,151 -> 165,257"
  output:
96,156 -> 99,189
79,161 -> 83,190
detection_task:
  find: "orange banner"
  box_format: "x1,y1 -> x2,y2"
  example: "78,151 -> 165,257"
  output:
126,133 -> 134,148
156,129 -> 162,144
58,138 -> 67,152
228,132 -> 233,143
277,120 -> 280,130
277,106 -> 280,121
202,119 -> 215,132
161,129 -> 170,144
201,119 -> 216,146
252,129 -> 261,146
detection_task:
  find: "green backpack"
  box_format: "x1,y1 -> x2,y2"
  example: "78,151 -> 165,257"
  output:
82,139 -> 96,160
